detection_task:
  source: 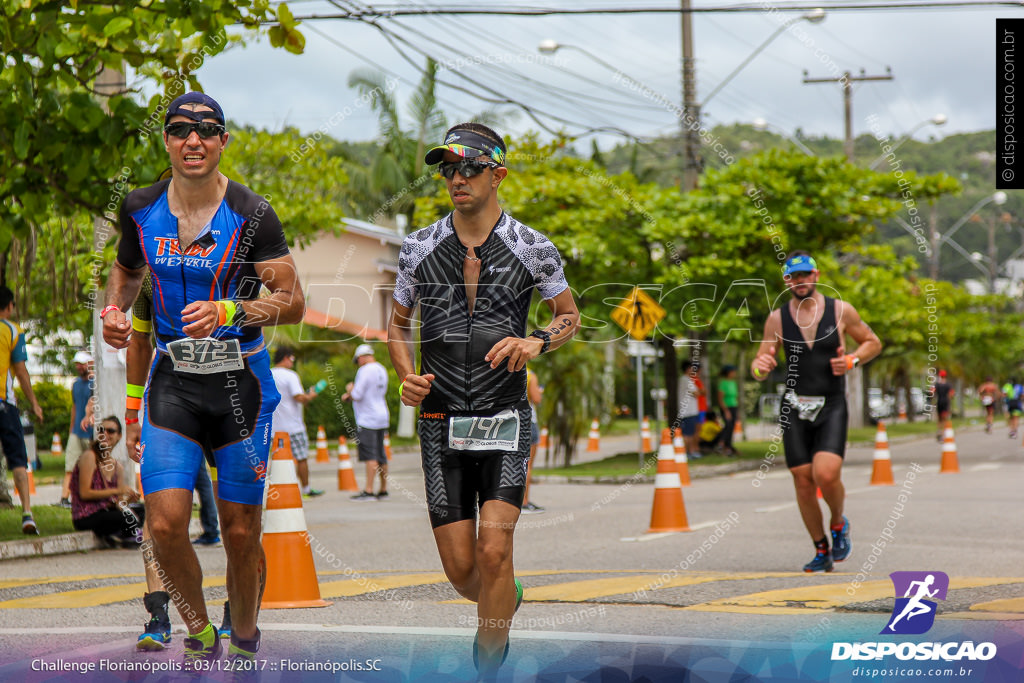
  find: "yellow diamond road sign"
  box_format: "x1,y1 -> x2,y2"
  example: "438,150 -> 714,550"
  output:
610,287 -> 666,341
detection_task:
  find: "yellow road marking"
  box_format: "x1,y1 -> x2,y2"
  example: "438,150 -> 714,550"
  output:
318,573 -> 449,598
684,577 -> 1023,613
0,574 -> 144,590
0,576 -> 226,609
969,596 -> 1024,613
443,572 -> 792,605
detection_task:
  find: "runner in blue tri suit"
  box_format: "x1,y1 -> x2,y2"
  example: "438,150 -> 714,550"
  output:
751,252 -> 881,573
101,92 -> 304,671
388,123 -> 580,677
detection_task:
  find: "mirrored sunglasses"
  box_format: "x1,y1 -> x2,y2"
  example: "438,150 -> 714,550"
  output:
438,159 -> 500,179
164,121 -> 226,139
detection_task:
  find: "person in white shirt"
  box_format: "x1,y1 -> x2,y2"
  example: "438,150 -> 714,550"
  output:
677,359 -> 704,459
270,347 -> 324,497
342,344 -> 390,500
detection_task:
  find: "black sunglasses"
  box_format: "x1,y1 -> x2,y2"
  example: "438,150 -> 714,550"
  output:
100,427 -> 121,435
438,159 -> 500,179
164,121 -> 226,140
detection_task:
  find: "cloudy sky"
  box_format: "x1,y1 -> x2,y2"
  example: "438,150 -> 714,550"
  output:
183,1 -> 1011,150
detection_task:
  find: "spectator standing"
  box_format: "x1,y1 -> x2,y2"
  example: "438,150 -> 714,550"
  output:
270,347 -> 325,497
60,350 -> 95,507
677,360 -> 703,459
0,285 -> 43,534
343,344 -> 390,500
716,366 -> 740,456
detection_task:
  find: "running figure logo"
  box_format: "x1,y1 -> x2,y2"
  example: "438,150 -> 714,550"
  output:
882,571 -> 949,635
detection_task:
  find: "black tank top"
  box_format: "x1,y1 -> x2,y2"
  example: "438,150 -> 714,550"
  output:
780,296 -> 845,398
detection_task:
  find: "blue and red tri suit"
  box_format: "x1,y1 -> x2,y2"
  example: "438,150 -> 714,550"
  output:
117,178 -> 289,504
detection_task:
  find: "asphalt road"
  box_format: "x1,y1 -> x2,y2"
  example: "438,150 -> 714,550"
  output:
1,422 -> 1022,682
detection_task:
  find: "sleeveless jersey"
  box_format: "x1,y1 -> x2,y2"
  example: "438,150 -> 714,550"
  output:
780,296 -> 845,398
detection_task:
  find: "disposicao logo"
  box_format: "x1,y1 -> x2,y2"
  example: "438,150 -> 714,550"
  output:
831,571 -> 997,663
883,570 -> 948,635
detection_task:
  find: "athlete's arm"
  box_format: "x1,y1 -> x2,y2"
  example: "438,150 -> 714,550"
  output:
527,371 -> 543,405
387,301 -> 434,407
103,262 -> 146,349
125,335 -> 152,464
751,310 -> 782,381
12,360 -> 42,421
830,301 -> 882,376
485,287 -> 580,373
181,254 -> 305,338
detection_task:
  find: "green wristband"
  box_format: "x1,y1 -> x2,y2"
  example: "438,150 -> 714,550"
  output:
398,380 -> 406,402
126,383 -> 145,399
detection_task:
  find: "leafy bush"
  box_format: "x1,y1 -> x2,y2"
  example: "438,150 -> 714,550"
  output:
17,381 -> 72,450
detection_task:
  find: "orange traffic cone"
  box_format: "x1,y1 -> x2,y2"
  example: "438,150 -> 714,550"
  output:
939,420 -> 960,473
261,432 -> 331,609
315,425 -> 329,463
539,427 -> 549,449
897,404 -> 908,424
384,432 -> 393,461
27,460 -> 36,495
641,417 -> 652,452
336,436 -> 359,491
647,429 -> 690,533
50,433 -> 63,457
733,419 -> 744,442
870,421 -> 895,486
586,419 -> 601,452
672,427 -> 690,487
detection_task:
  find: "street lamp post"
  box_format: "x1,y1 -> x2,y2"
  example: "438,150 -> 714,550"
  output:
931,191 -> 1007,280
868,114 -> 947,170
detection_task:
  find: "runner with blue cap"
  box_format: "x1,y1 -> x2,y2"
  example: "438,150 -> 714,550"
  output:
752,251 -> 882,572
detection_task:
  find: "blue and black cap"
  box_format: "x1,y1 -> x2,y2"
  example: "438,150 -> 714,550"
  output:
164,91 -> 225,126
783,254 -> 817,276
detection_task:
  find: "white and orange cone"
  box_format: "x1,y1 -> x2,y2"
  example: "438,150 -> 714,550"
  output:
897,404 -> 908,424
641,417 -> 652,453
733,420 -> 744,442
315,425 -> 330,463
586,419 -> 601,452
262,432 -> 331,609
50,433 -> 62,457
384,432 -> 393,461
336,436 -> 359,491
672,427 -> 690,487
870,421 -> 895,486
940,420 -> 960,473
539,427 -> 549,449
647,428 -> 691,533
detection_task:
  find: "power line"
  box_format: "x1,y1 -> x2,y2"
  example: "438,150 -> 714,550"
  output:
282,1 -> 1023,22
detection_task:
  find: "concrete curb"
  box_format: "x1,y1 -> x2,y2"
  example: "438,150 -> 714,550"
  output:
0,531 -> 100,561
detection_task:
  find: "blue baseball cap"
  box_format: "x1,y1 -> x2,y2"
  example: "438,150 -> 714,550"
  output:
165,92 -> 225,126
783,254 -> 817,276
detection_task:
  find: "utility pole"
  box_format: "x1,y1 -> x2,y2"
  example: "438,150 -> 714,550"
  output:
802,68 -> 893,160
680,0 -> 700,191
92,66 -> 131,476
802,67 -> 892,429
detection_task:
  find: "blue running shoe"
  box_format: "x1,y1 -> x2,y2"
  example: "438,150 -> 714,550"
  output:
136,616 -> 171,651
831,516 -> 851,562
803,550 -> 834,573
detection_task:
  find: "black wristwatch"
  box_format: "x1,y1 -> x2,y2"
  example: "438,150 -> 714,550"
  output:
528,330 -> 551,354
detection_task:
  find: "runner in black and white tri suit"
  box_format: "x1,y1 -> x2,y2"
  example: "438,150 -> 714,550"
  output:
388,123 -> 580,677
751,251 -> 881,573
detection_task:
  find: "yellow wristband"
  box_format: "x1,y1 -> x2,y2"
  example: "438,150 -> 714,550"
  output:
126,383 -> 144,399
398,380 -> 406,402
222,300 -> 237,326
753,367 -> 765,379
